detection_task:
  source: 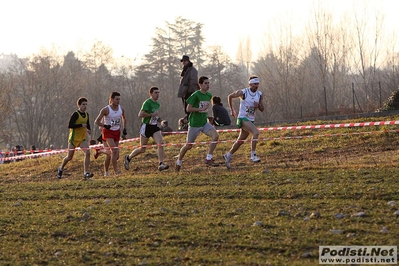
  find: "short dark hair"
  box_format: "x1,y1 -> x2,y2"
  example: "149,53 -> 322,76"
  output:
110,92 -> 121,99
150,86 -> 159,94
198,76 -> 209,85
77,97 -> 88,106
212,96 -> 221,105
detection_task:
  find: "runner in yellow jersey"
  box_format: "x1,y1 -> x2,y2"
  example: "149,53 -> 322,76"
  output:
57,97 -> 94,180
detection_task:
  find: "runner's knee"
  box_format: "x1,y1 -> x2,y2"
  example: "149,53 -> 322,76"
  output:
252,131 -> 259,139
185,144 -> 193,150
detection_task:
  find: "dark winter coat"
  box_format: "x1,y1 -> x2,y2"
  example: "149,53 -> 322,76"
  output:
178,62 -> 199,98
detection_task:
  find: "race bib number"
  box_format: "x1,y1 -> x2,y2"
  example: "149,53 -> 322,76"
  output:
150,116 -> 158,125
245,107 -> 256,120
199,101 -> 210,113
111,118 -> 121,126
150,109 -> 159,125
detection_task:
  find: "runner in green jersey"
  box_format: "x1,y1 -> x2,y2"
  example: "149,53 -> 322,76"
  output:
124,87 -> 169,172
175,76 -> 220,172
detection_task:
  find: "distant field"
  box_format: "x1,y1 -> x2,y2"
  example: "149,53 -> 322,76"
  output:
1,117 -> 399,265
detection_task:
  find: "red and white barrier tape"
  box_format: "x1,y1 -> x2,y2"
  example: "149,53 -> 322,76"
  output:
2,128 -> 398,162
0,120 -> 399,161
119,129 -> 399,149
161,120 -> 399,135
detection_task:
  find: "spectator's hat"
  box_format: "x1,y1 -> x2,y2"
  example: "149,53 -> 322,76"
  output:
180,55 -> 190,62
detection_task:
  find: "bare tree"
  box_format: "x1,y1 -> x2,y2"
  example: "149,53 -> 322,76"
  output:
236,37 -> 252,78
381,31 -> 399,94
302,2 -> 355,116
0,72 -> 14,145
253,16 -> 304,121
83,40 -> 115,72
6,54 -> 80,149
350,1 -> 385,111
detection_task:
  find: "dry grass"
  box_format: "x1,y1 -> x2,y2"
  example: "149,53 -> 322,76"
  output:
1,116 -> 399,265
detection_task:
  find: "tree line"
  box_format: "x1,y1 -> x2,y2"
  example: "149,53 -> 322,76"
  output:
1,4 -> 399,150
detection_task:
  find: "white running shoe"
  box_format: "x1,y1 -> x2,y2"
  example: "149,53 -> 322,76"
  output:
175,160 -> 181,172
251,154 -> 261,163
223,154 -> 231,169
158,163 -> 169,171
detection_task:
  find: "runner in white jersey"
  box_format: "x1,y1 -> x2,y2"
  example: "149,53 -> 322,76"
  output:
94,91 -> 127,176
236,87 -> 262,122
223,75 -> 269,171
103,105 -> 123,131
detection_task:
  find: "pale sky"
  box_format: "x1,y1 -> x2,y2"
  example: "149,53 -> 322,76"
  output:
1,0 -> 398,62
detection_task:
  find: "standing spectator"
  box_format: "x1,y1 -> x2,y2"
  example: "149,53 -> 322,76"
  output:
124,87 -> 169,171
160,120 -> 173,133
175,76 -> 220,172
94,92 -> 127,176
211,96 -> 231,126
177,55 -> 199,116
57,97 -> 94,179
223,76 -> 265,169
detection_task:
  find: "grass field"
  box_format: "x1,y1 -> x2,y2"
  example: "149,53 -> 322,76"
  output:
1,117 -> 399,265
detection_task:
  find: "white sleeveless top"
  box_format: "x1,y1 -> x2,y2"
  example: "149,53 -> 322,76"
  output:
237,88 -> 262,121
104,105 -> 122,131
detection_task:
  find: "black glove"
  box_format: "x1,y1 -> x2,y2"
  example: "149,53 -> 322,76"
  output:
104,125 -> 111,130
122,128 -> 127,136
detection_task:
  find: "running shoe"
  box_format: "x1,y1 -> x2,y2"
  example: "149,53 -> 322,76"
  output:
175,161 -> 181,172
57,167 -> 63,179
250,154 -> 261,163
124,155 -> 130,170
158,163 -> 169,171
84,172 -> 94,179
223,154 -> 231,169
205,159 -> 219,167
